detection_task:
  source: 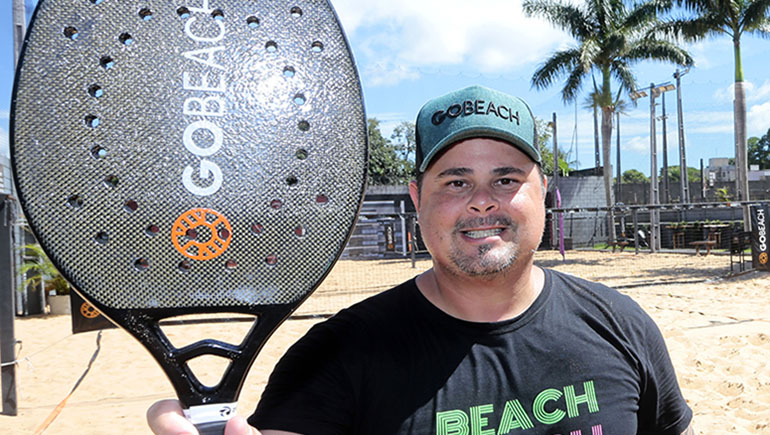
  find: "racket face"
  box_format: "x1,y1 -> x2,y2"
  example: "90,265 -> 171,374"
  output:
11,0 -> 367,312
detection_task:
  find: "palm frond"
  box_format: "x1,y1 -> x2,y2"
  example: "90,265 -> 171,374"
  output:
522,0 -> 594,39
604,32 -> 627,55
749,18 -> 770,37
626,38 -> 694,67
610,60 -> 637,96
742,0 -> 770,31
580,39 -> 602,71
561,64 -> 588,102
531,48 -> 582,90
623,0 -> 674,30
652,15 -> 726,41
16,243 -> 68,293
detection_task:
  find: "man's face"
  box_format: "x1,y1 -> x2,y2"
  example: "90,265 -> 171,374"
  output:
409,138 -> 546,278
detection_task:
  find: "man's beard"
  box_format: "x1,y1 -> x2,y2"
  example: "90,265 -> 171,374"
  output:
447,215 -> 519,278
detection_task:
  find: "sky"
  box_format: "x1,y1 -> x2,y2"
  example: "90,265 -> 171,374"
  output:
2,0 -> 770,177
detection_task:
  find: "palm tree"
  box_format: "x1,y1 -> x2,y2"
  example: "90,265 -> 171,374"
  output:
523,0 -> 693,243
655,0 -> 770,227
18,243 -> 71,296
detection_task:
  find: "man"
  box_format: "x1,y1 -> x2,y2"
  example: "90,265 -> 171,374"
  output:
149,85 -> 694,434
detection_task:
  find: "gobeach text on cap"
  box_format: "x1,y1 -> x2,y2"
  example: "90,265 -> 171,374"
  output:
415,85 -> 540,172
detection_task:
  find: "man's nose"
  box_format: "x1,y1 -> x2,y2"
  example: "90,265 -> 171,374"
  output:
467,187 -> 499,215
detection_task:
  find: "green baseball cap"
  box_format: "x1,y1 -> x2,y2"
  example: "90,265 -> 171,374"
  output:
415,85 -> 540,172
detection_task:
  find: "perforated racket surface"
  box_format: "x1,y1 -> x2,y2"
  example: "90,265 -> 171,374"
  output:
11,0 -> 366,431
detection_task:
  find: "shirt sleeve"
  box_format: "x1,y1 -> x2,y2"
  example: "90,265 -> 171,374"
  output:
635,312 -> 693,434
247,318 -> 357,434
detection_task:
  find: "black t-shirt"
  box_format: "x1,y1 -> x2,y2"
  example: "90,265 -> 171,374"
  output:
249,268 -> 692,434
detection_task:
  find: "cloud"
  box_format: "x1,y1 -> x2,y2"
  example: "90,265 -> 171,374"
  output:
333,0 -> 568,86
713,85 -> 731,103
753,80 -> 770,101
623,136 -> 650,153
748,102 -> 770,137
679,110 -> 733,134
0,110 -> 8,120
686,39 -> 731,71
363,63 -> 420,87
713,79 -> 770,104
620,130 -> 679,160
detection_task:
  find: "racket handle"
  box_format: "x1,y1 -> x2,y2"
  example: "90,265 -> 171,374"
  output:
183,403 -> 237,435
194,420 -> 227,435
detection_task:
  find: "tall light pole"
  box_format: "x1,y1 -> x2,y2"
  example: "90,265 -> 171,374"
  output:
616,111 -> 621,204
4,0 -> 28,417
639,82 -> 662,252
13,0 -> 26,66
550,114 -> 559,250
631,82 -> 675,252
674,68 -> 690,203
658,92 -> 670,204
552,112 -> 559,190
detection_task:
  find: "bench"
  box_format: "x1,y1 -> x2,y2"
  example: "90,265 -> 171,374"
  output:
690,240 -> 717,256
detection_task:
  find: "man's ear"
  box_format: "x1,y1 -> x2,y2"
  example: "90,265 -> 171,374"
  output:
408,180 -> 420,213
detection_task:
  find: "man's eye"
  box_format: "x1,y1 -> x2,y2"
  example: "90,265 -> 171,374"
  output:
448,180 -> 466,188
498,178 -> 517,185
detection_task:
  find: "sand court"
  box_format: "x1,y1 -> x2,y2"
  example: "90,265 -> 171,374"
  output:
1,250 -> 768,434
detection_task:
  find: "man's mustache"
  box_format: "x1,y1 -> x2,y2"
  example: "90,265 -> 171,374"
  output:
454,216 -> 516,232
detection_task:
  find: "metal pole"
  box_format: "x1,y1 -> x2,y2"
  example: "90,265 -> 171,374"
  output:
616,111 -> 621,204
552,113 -> 559,188
552,113 -> 559,249
660,92 -> 670,204
674,69 -> 690,203
632,209 -> 639,255
13,0 -> 26,67
410,216 -> 417,269
700,158 -> 706,200
3,0 -> 28,416
1,198 -> 17,416
649,84 -> 659,252
593,104 -> 600,172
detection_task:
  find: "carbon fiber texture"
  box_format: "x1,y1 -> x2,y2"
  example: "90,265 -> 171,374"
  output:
12,0 -> 366,310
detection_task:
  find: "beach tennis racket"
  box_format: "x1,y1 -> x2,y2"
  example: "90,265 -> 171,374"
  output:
11,0 -> 366,432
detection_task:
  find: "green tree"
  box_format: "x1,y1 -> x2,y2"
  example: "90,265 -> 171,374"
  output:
622,169 -> 649,183
748,128 -> 770,169
656,0 -> 770,202
523,0 -> 693,243
535,117 -> 572,176
661,165 -> 700,184
390,121 -> 416,176
367,118 -> 412,185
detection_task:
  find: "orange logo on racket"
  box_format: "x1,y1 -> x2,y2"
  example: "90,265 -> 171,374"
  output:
80,301 -> 101,319
760,252 -> 768,265
172,208 -> 233,260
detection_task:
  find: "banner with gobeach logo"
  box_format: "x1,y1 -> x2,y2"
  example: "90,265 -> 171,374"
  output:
750,203 -> 770,271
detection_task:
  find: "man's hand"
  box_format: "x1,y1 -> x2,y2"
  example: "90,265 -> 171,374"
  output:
146,399 -> 259,435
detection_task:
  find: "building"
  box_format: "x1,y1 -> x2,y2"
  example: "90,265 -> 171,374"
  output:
707,157 -> 736,183
748,164 -> 770,181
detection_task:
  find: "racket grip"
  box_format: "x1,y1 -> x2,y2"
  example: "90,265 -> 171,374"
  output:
183,403 -> 237,435
194,420 -> 227,435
